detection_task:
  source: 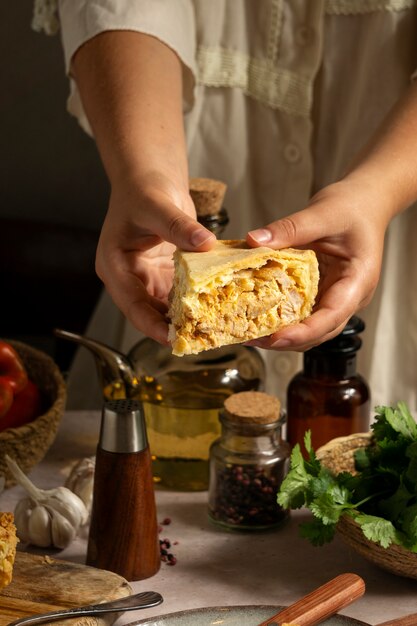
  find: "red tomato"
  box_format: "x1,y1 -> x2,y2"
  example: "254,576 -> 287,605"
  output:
0,381 -> 13,418
0,341 -> 28,395
0,380 -> 42,431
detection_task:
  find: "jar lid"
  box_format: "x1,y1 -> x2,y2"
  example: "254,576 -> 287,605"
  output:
223,391 -> 281,424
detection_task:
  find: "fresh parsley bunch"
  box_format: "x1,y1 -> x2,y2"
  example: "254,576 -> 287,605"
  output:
278,402 -> 417,551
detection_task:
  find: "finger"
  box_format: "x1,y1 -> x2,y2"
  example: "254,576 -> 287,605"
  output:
246,206 -> 343,250
128,299 -> 170,345
248,271 -> 364,351
249,314 -> 349,353
247,315 -> 349,352
144,200 -> 216,251
102,262 -> 170,344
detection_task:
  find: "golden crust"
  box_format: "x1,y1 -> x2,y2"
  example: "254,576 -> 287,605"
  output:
0,512 -> 18,589
168,240 -> 319,356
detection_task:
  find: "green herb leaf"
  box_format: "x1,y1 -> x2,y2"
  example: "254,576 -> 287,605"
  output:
373,402 -> 417,442
377,481 -> 413,521
304,430 -> 321,476
355,513 -> 398,549
277,402 -> 417,553
277,443 -> 311,510
394,402 -> 417,440
398,503 -> 417,547
309,483 -> 352,525
405,442 -> 417,489
354,447 -> 370,471
299,517 -> 337,546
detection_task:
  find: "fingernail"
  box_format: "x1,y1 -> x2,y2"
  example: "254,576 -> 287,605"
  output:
190,229 -> 213,247
248,228 -> 272,243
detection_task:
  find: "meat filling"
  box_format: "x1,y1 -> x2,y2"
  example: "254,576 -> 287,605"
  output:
178,261 -> 305,347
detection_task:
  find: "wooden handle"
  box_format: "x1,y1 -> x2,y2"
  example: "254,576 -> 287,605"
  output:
256,573 -> 365,626
87,446 -> 160,581
377,615 -> 417,626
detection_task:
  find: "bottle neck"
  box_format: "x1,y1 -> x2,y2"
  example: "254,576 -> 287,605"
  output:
303,351 -> 357,378
197,207 -> 229,236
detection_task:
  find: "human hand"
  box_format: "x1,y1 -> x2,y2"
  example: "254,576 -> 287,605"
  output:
69,31 -> 218,344
95,174 -> 216,344
246,177 -> 393,351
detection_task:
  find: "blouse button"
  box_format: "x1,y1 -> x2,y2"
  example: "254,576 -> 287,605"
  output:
283,143 -> 301,164
296,25 -> 313,46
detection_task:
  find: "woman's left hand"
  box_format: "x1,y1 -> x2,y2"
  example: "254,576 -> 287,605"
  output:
246,177 -> 392,351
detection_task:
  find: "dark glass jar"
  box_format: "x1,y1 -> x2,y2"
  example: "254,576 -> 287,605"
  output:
208,391 -> 290,530
286,316 -> 370,453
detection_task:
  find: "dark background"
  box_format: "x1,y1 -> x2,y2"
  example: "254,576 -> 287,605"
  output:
0,1 -> 108,372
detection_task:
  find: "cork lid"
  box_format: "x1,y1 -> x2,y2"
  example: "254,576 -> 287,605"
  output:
189,177 -> 227,217
223,391 -> 281,425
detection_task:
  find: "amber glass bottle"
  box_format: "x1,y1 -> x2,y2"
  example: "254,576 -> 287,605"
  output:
286,316 -> 370,453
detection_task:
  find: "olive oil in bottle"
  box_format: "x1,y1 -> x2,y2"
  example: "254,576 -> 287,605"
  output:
130,319 -> 265,491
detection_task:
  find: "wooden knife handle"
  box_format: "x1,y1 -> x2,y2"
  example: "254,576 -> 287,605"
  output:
256,573 -> 365,626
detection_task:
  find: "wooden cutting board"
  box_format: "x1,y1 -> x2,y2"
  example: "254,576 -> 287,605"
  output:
0,551 -> 132,626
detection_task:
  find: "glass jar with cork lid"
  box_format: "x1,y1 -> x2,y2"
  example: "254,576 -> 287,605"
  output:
208,391 -> 290,531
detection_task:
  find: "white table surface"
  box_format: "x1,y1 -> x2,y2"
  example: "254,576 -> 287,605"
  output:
1,410 -> 417,626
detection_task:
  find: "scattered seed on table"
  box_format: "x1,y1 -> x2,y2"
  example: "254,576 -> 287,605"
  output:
159,519 -> 177,565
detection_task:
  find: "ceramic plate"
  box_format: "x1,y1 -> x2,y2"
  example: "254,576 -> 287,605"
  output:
133,605 -> 369,626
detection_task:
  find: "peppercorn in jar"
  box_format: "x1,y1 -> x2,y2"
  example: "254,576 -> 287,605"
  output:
208,391 -> 290,531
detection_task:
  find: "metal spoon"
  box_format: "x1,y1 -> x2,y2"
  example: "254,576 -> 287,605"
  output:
8,590 -> 163,626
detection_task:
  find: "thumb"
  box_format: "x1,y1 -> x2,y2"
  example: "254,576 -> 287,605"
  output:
145,201 -> 216,251
247,208 -> 330,249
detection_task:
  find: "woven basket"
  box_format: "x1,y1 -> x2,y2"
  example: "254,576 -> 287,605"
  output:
0,340 -> 66,488
317,433 -> 417,580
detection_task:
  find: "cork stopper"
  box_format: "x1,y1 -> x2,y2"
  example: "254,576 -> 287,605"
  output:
189,177 -> 227,217
223,391 -> 281,425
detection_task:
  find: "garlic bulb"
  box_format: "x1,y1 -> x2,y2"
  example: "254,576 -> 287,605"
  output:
65,456 -> 95,514
5,455 -> 88,549
28,505 -> 52,548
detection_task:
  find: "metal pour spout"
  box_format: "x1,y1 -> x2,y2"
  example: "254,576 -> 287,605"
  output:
54,328 -> 140,400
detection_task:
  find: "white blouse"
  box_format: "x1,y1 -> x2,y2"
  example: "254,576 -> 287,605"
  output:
36,0 -> 417,410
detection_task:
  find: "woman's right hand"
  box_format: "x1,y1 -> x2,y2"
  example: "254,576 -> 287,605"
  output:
95,173 -> 215,344
69,31 -> 217,342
